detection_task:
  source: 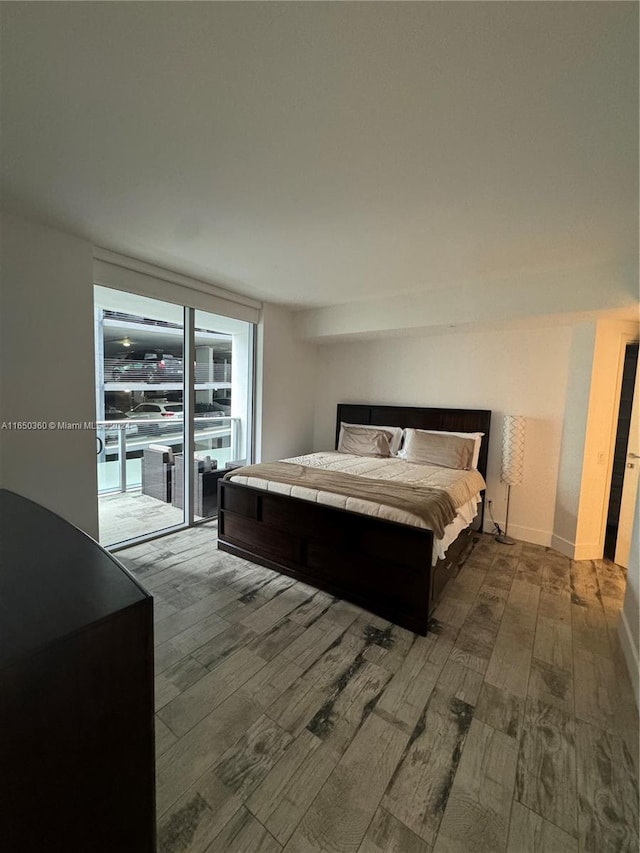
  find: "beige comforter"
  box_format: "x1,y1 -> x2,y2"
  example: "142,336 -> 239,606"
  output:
225,457 -> 485,539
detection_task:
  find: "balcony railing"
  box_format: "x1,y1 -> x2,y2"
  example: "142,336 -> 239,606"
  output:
97,416 -> 240,493
103,359 -> 231,384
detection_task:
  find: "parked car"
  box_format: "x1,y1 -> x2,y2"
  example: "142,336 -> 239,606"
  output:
110,350 -> 183,383
126,401 -> 183,434
102,407 -> 138,441
212,397 -> 231,415
194,401 -> 230,417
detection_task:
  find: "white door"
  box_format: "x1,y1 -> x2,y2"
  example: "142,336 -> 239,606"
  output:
615,365 -> 640,568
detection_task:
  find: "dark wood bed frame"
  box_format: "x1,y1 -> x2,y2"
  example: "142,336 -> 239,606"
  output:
217,404 -> 491,635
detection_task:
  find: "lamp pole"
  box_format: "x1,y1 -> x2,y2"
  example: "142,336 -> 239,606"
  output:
496,414 -> 525,546
495,484 -> 515,545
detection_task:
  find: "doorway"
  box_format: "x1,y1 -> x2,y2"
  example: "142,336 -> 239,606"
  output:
94,285 -> 255,548
604,342 -> 639,565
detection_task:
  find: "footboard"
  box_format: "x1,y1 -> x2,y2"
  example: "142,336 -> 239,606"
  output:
218,478 -> 439,634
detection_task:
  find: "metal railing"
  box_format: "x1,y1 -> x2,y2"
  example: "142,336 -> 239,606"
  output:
97,416 -> 240,493
103,359 -> 231,384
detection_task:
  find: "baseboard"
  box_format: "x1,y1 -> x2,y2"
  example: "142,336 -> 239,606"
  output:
480,525 -> 602,558
618,608 -> 640,709
507,524 -> 551,547
548,536 -> 605,561
550,534 -> 576,559
483,519 -> 551,548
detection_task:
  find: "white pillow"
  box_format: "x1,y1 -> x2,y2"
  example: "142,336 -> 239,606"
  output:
339,422 -> 404,456
398,430 -> 484,469
338,425 -> 394,458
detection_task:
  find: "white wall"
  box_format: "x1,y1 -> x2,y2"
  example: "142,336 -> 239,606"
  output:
552,319 -> 640,559
618,489 -> 639,708
312,324 -> 574,546
295,260 -> 638,342
575,320 -> 640,558
1,209 -> 631,568
1,215 -> 319,541
552,322 -> 597,555
256,303 -> 318,462
1,214 -> 98,537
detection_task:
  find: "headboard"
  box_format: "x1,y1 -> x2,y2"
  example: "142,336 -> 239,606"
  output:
336,403 -> 492,527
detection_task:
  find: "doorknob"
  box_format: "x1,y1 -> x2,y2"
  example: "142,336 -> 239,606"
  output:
629,452 -> 640,459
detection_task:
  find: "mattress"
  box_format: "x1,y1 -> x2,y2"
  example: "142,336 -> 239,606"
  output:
228,451 -> 486,565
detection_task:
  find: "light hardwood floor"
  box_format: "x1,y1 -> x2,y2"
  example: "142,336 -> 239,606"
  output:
99,491 -> 215,547
99,492 -> 184,547
118,526 -> 639,853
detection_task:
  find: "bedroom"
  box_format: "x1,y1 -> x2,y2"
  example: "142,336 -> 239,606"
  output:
1,2 -> 638,852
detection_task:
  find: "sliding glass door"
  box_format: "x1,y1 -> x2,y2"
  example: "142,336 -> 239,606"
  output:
187,309 -> 254,520
94,286 -> 254,547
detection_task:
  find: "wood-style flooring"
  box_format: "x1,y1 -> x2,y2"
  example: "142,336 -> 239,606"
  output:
99,491 -> 184,547
118,525 -> 639,853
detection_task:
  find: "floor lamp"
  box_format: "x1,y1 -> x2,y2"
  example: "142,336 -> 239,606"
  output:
496,414 -> 526,545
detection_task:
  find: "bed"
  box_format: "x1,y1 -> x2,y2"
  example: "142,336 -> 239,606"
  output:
217,403 -> 491,635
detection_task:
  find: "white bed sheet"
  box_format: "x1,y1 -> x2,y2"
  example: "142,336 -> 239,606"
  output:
229,451 -> 484,566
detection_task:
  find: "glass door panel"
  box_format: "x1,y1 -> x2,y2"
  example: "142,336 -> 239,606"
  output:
95,286 -> 186,545
191,310 -> 254,519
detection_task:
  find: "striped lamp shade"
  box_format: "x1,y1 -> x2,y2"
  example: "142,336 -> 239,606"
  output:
501,415 -> 526,486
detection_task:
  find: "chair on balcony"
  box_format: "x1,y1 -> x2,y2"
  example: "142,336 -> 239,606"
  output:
141,445 -> 174,503
171,454 -> 220,518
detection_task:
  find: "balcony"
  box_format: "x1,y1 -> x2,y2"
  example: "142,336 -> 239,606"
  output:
97,416 -> 240,546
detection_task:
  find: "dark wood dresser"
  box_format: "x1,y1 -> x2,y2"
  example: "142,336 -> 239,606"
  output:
0,489 -> 156,852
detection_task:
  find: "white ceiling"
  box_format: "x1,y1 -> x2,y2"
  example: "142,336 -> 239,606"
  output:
1,2 -> 637,310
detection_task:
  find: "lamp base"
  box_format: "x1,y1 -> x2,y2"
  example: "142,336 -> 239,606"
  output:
495,533 -> 516,545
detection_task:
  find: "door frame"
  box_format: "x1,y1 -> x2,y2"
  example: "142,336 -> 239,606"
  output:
599,332 -> 640,559
613,343 -> 639,567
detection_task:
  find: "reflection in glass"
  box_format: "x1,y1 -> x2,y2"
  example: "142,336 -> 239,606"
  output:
95,287 -> 185,545
190,310 -> 254,519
